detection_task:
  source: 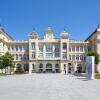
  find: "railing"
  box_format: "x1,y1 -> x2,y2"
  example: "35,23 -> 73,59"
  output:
37,56 -> 60,60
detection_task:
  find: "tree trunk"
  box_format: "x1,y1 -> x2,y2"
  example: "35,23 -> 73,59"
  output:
2,69 -> 3,74
10,67 -> 11,75
5,67 -> 8,75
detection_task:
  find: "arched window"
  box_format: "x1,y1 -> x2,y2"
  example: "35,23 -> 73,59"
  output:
68,63 -> 72,73
46,63 -> 52,72
16,54 -> 18,60
46,63 -> 52,69
39,63 -> 43,68
77,64 -> 82,73
55,64 -> 60,73
55,64 -> 59,69
39,63 -> 43,72
16,64 -> 22,70
24,64 -> 29,72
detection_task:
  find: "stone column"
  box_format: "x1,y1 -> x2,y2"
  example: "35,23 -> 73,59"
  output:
43,62 -> 46,72
21,64 -> 24,71
60,41 -> 63,59
67,40 -> 69,60
82,63 -> 85,73
52,63 -> 55,72
66,63 -> 68,74
43,44 -> 46,58
29,62 -> 32,74
36,62 -> 39,72
74,63 -> 77,72
53,45 -> 55,59
36,41 -> 39,59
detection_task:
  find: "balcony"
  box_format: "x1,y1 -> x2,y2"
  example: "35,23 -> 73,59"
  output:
37,56 -> 60,60
37,52 -> 60,60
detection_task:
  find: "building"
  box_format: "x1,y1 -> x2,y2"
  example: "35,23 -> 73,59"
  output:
0,26 -> 93,74
85,25 -> 100,73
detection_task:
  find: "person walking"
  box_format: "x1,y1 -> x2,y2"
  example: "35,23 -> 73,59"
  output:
65,70 -> 66,75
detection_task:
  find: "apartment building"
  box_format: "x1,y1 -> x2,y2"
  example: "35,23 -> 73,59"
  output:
0,26 -> 90,74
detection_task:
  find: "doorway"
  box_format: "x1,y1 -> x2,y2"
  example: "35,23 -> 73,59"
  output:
46,63 -> 52,72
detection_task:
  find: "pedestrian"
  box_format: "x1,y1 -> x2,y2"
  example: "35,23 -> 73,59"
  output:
65,70 -> 66,75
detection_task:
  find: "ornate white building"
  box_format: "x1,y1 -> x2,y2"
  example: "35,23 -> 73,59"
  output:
1,25 -> 97,74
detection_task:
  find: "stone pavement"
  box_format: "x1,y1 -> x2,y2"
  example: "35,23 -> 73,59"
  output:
0,74 -> 100,100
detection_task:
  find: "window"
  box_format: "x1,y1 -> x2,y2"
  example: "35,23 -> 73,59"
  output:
32,52 -> 35,58
19,54 -> 22,60
12,54 -> 14,60
72,46 -> 75,52
8,46 -> 10,51
39,53 -> 43,57
63,52 -> 67,59
72,55 -> 75,61
55,44 -> 59,52
76,46 -> 79,52
76,55 -> 79,60
55,52 -> 60,57
63,43 -> 67,49
64,64 -> 66,70
69,55 -> 71,60
19,45 -> 22,51
80,55 -> 84,61
23,54 -> 26,61
11,46 -> 14,51
69,46 -> 71,52
84,56 -> 86,61
31,43 -> 35,50
39,45 -> 43,52
16,45 -> 18,51
26,45 -> 29,51
27,55 -> 29,60
39,63 -> 43,68
16,54 -> 18,60
46,44 -> 52,52
46,53 -> 53,58
80,46 -> 83,52
55,64 -> 59,68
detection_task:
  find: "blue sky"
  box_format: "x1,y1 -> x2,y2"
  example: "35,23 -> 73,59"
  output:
0,0 -> 100,40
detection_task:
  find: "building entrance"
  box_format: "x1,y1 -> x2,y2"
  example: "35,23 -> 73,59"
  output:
46,63 -> 52,72
68,63 -> 74,74
39,63 -> 43,73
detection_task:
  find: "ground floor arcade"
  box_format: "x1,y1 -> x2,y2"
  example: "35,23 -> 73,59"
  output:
15,60 -> 85,74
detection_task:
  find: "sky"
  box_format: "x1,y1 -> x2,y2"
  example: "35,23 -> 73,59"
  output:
0,0 -> 100,40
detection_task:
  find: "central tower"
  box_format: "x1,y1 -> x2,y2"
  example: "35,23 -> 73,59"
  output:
44,27 -> 54,39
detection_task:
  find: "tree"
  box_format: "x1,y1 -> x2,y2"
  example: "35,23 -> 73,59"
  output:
87,51 -> 99,64
0,52 -> 16,74
0,56 -> 4,74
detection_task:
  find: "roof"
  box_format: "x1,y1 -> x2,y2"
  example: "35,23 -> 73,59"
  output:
0,25 -> 14,40
85,26 -> 100,41
85,29 -> 97,41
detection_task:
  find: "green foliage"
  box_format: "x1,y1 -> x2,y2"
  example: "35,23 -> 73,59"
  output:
0,52 -> 16,74
87,51 -> 99,64
0,56 -> 3,69
95,74 -> 100,79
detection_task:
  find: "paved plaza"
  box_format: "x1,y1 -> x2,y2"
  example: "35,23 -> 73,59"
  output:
0,74 -> 100,100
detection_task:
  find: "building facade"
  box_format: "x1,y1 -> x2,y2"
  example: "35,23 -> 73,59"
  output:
0,26 -> 95,74
85,26 -> 100,73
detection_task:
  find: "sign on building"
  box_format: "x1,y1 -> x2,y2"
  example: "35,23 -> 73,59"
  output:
86,56 -> 95,79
